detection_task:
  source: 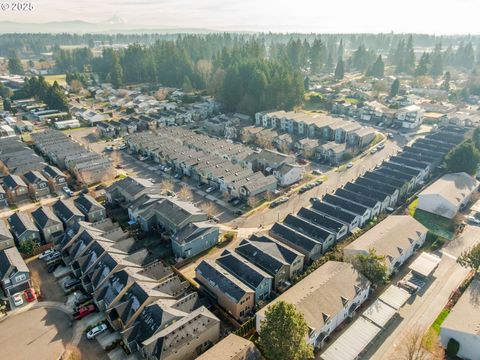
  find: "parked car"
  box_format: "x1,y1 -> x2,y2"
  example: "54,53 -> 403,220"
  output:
309,197 -> 321,204
74,294 -> 93,307
47,262 -> 61,273
39,249 -> 56,260
24,288 -> 36,302
312,169 -> 322,175
313,180 -> 323,186
73,304 -> 96,320
104,146 -> 113,152
467,215 -> 480,225
64,278 -> 81,290
13,293 -> 23,307
118,144 -> 127,150
210,216 -> 220,223
44,251 -> 61,262
86,323 -> 108,339
299,186 -> 309,194
232,198 -> 241,206
233,210 -> 243,216
347,162 -> 353,168
397,279 -> 420,294
370,148 -> 377,154
63,186 -> 74,197
206,186 -> 216,193
387,132 -> 394,139
377,143 -> 385,150
269,197 -> 289,208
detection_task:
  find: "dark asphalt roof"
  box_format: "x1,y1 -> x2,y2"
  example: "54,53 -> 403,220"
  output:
196,260 -> 252,302
216,250 -> 272,289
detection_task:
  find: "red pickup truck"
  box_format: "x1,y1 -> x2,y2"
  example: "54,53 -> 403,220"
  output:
74,304 -> 96,320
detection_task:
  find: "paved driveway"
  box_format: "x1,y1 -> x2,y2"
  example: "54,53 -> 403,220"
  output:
365,226 -> 478,359
28,259 -> 66,303
0,307 -> 73,360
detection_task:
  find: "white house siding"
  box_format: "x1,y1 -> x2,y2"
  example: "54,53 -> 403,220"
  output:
440,328 -> 480,360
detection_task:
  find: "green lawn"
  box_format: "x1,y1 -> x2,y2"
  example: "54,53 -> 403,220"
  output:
432,308 -> 451,334
345,97 -> 359,105
408,198 -> 418,216
414,209 -> 455,240
371,133 -> 385,146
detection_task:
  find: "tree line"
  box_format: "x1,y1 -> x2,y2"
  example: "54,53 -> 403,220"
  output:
12,76 -> 69,111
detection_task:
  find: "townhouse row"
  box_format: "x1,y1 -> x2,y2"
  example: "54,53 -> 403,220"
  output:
58,219 -> 222,360
1,193 -> 106,250
31,130 -> 115,186
125,129 -> 279,200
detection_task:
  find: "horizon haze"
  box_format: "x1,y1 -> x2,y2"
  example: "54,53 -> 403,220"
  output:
0,0 -> 479,34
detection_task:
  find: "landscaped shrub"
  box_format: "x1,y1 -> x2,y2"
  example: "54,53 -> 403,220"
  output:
446,338 -> 460,357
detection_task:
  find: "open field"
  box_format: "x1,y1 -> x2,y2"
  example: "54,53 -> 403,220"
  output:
44,74 -> 67,86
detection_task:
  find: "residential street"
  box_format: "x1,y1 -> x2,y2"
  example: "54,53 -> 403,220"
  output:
366,225 -> 479,359
233,134 -> 406,228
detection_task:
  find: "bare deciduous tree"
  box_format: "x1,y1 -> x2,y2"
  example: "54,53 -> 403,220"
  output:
62,345 -> 82,360
397,328 -> 444,360
198,202 -> 218,217
177,185 -> 193,201
160,179 -> 174,194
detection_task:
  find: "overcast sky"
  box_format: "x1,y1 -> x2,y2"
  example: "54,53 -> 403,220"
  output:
4,0 -> 480,34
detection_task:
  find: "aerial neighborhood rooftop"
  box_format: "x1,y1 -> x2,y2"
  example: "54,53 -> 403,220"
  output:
0,25 -> 479,360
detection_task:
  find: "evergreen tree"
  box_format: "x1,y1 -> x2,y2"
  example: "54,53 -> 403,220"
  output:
457,243 -> 480,273
405,35 -> 415,73
334,58 -> 345,80
337,39 -> 344,61
325,52 -> 334,72
353,249 -> 389,286
390,78 -> 400,97
8,52 -> 24,75
258,301 -> 314,360
430,43 -> 444,78
110,55 -> 123,88
444,141 -> 480,175
310,38 -> 323,73
441,71 -> 451,91
368,55 -> 385,78
415,52 -> 430,76
393,39 -> 406,73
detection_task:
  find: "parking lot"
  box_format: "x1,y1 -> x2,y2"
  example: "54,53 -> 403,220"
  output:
0,307 -> 73,360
